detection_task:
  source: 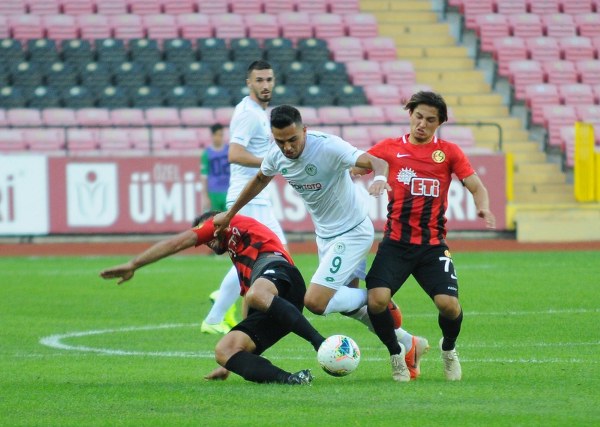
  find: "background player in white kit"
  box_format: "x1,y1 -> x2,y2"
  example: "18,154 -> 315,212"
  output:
214,105 -> 429,381
201,60 -> 287,334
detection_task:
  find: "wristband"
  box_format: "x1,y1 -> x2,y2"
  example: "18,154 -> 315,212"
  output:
372,175 -> 387,183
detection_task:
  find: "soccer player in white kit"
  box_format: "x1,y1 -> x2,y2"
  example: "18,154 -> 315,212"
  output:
201,60 -> 287,334
213,105 -> 430,381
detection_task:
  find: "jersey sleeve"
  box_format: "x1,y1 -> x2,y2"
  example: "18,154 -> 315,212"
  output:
191,218 -> 216,246
259,144 -> 279,177
450,144 -> 475,181
229,112 -> 257,148
329,134 -> 365,168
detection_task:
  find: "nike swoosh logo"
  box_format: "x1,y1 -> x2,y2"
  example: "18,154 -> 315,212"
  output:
397,154 -> 411,158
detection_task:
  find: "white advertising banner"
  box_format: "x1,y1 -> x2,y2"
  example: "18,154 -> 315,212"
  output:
0,155 -> 49,235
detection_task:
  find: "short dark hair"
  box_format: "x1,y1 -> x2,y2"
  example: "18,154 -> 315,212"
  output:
210,123 -> 223,134
404,91 -> 448,124
192,210 -> 222,227
247,60 -> 273,77
270,104 -> 303,130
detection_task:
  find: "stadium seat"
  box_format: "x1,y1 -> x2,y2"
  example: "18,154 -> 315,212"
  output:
0,129 -> 26,152
113,61 -> 148,95
156,128 -> 201,153
328,37 -> 364,62
214,106 -> 235,125
270,85 -> 301,106
263,0 -> 295,14
165,86 -> 199,107
528,0 -> 560,14
177,14 -> 213,40
10,14 -> 44,41
163,0 -> 196,14
329,0 -> 360,14
62,0 -> 95,15
542,104 -> 577,148
317,106 -> 354,125
211,13 -> 247,40
380,60 -> 416,86
0,0 -> 25,15
437,126 -> 475,147
508,13 -> 544,39
182,61 -> 216,92
110,14 -> 145,41
496,0 -> 527,14
0,39 -> 24,65
197,38 -> 230,68
97,128 -> 133,152
46,62 -> 79,93
95,38 -> 128,68
593,84 -> 600,103
61,39 -> 94,65
363,84 -> 401,105
61,85 -> 95,108
575,104 -> 600,122
65,128 -> 99,154
230,0 -> 263,14
574,13 -> 600,38
559,83 -> 596,105
476,14 -> 510,52
346,60 -> 384,86
148,61 -> 182,93
197,0 -> 229,14
350,105 -> 386,124
96,0 -> 128,15
542,13 -> 577,38
163,37 -> 196,70
297,38 -> 330,65
461,0 -> 495,30
25,128 -> 66,154
76,108 -> 112,126
560,0 -> 594,14
296,106 -> 319,125
43,14 -> 78,41
544,60 -> 579,84
312,13 -> 346,40
96,85 -> 129,108
77,14 -> 112,41
525,37 -> 561,62
128,128 -> 151,151
341,125 -> 371,149
576,59 -> 600,84
559,36 -> 596,61
508,60 -> 545,100
278,12 -> 314,43
300,85 -> 335,107
315,60 -> 350,91
0,16 -> 8,39
368,125 -> 407,144
130,86 -> 164,108
144,14 -> 179,42
264,37 -> 297,68
201,86 -> 233,108
110,108 -> 146,126
42,108 -> 78,126
343,13 -> 379,38
10,61 -> 43,93
382,105 -> 407,123
80,61 -> 113,96
129,38 -> 162,72
398,83 -> 433,102
296,0 -> 328,13
7,108 -> 42,127
282,61 -> 316,90
493,37 -> 529,76
362,37 -> 397,61
524,83 -> 561,125
28,0 -> 61,16
26,39 -> 60,67
129,0 -> 162,15
179,107 -> 216,126
245,14 -> 281,41
216,61 -> 247,94
335,84 -> 368,107
230,37 -> 263,64
28,86 -> 61,108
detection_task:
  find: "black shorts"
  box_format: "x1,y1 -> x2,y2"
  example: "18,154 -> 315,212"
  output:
231,259 -> 306,355
365,238 -> 459,299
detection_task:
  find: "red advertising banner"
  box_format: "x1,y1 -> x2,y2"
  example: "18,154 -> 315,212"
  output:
46,154 -> 505,234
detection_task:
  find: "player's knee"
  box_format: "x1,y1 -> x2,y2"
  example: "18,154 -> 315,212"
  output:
214,334 -> 248,366
435,295 -> 461,319
367,289 -> 390,313
304,295 -> 326,315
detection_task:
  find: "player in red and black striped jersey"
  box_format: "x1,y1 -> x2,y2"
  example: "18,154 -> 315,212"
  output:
99,211 -> 325,385
359,91 -> 496,381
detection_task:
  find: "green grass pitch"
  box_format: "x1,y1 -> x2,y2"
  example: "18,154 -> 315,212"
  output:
1,250 -> 599,426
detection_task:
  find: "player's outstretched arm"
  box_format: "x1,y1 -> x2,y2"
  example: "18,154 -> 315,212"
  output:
99,230 -> 198,285
355,152 -> 391,196
464,174 -> 496,229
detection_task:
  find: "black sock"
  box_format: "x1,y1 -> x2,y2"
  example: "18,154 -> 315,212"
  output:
225,351 -> 290,383
368,307 -> 401,355
439,310 -> 463,351
267,296 -> 325,351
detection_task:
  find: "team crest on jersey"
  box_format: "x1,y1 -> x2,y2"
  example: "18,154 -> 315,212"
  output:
305,164 -> 317,176
334,242 -> 346,254
397,167 -> 417,184
432,150 -> 446,163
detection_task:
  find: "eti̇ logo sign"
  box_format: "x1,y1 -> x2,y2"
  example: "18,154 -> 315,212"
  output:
66,163 -> 118,227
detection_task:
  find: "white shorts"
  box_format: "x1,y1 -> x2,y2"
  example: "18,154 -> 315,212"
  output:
311,217 -> 374,290
227,202 -> 287,245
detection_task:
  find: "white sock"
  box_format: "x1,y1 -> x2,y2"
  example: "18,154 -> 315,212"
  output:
323,286 -> 367,315
343,304 -> 373,331
395,327 -> 413,353
204,266 -> 239,324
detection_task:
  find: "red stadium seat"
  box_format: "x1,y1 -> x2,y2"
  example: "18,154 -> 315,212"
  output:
346,60 -> 384,86
145,108 -> 181,126
317,106 -> 354,125
329,0 -> 360,14
526,37 -> 561,62
245,14 -> 280,41
575,59 -> 600,84
0,0 -> 26,15
381,60 -> 416,85
508,13 -> 544,39
98,128 -> 134,152
163,0 -> 197,14
177,14 -> 213,40
363,84 -> 402,105
328,37 -> 364,62
496,0 -> 527,14
211,13 -> 247,40
143,14 -> 179,42
544,60 -> 579,84
42,108 -> 78,126
128,0 -> 162,15
62,0 -> 95,15
437,126 -> 475,148
368,125 -> 408,144
576,104 -> 600,122
382,105 -> 407,123
296,0 -> 328,13
341,125 -> 371,149
25,128 -> 66,154
76,108 -> 112,126
179,107 -> 216,126
230,0 -> 264,14
263,0 -> 295,14
7,109 -> 43,126
560,0 -> 594,14
65,128 -> 99,154
362,37 -> 397,61
197,0 -> 229,14
524,83 -> 560,125
574,13 -> 600,38
493,37 -> 529,76
350,105 -> 386,124
10,15 -> 44,41
0,129 -> 26,152
542,13 -> 577,38
277,12 -> 313,43
110,14 -> 145,41
476,14 -> 510,52
214,107 -> 235,125
559,36 -> 596,62
312,13 -> 346,40
542,104 -> 577,148
28,0 -> 61,15
528,0 -> 560,14
296,106 -> 319,125
44,14 -> 78,41
559,83 -> 596,106
343,13 -> 379,38
95,0 -> 128,15
110,108 -> 146,126
508,60 -> 545,100
461,0 -> 495,31
78,14 -> 112,41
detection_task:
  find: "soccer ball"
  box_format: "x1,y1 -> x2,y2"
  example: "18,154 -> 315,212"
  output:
317,334 -> 361,377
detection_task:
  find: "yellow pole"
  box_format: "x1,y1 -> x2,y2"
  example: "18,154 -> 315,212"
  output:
573,122 -> 595,202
